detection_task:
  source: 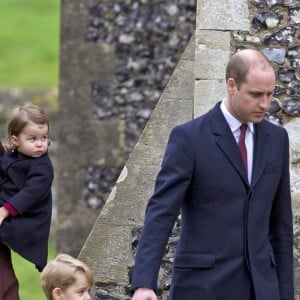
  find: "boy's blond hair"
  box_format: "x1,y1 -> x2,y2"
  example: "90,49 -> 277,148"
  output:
41,254 -> 94,300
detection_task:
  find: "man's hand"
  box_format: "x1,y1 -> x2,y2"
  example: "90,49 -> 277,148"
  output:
132,287 -> 157,300
0,206 -> 9,225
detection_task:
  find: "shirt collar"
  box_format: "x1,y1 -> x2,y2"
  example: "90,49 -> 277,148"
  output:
220,100 -> 254,134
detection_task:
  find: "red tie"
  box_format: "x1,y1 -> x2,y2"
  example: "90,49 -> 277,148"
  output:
238,124 -> 248,172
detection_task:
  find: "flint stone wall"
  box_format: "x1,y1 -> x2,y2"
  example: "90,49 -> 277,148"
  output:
78,0 -> 300,299
56,0 -> 196,256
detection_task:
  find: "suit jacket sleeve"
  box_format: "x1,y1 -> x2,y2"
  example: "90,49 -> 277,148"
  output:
131,123 -> 195,291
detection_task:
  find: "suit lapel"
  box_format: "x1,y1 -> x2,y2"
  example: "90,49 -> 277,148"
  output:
209,103 -> 249,185
250,122 -> 271,189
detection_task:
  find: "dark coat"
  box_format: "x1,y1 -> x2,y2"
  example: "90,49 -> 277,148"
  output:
131,103 -> 294,300
0,150 -> 53,271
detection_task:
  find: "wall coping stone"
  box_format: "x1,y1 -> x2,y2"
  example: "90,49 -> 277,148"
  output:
79,34 -> 195,282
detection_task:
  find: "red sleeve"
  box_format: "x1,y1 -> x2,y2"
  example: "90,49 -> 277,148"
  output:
3,202 -> 19,217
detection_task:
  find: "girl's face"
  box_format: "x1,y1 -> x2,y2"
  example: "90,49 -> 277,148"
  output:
11,121 -> 49,158
54,272 -> 92,300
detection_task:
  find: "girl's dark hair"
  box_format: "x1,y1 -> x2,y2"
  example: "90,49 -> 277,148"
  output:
0,140 -> 5,157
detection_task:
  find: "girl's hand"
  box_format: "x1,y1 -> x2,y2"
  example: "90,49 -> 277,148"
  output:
0,206 -> 9,225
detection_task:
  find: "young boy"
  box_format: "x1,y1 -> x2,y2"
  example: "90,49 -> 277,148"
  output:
41,254 -> 94,300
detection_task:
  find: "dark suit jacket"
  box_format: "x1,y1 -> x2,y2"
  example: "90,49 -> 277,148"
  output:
131,103 -> 294,300
0,150 -> 53,271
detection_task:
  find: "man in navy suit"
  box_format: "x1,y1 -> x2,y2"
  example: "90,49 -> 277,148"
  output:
131,49 -> 294,300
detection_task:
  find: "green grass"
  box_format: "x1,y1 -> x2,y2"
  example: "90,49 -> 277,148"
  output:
0,0 -> 60,88
12,241 -> 56,300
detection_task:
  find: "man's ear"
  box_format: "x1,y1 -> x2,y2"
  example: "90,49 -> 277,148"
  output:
52,287 -> 63,300
227,78 -> 237,95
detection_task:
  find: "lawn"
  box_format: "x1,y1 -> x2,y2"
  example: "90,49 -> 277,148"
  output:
0,0 -> 60,88
12,241 -> 56,300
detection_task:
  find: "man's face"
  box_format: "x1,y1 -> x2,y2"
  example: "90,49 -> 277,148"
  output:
226,66 -> 276,124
